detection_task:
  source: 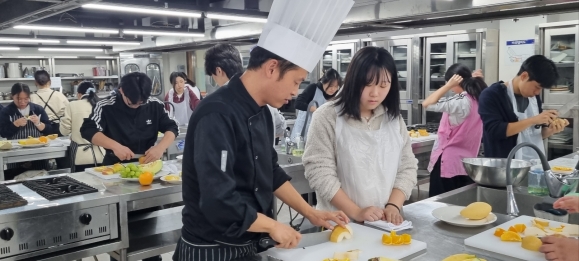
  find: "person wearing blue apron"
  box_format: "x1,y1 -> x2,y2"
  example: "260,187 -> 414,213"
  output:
479,55 -> 568,160
0,83 -> 53,180
291,68 -> 342,142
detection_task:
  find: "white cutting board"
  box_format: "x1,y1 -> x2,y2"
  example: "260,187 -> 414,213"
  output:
85,168 -> 120,180
465,215 -> 568,261
262,223 -> 426,261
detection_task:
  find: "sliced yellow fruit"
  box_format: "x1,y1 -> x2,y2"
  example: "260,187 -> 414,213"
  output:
533,218 -> 550,227
329,225 -> 353,243
524,227 -> 547,237
494,228 -> 506,237
500,231 -> 522,242
442,254 -> 476,261
521,236 -> 542,252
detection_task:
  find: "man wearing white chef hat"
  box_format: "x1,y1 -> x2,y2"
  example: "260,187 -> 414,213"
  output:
175,0 -> 354,260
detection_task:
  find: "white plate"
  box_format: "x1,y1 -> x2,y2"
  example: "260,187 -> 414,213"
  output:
120,170 -> 170,182
432,206 -> 498,227
160,175 -> 182,184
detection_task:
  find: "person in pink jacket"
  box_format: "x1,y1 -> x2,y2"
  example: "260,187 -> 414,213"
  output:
422,64 -> 486,197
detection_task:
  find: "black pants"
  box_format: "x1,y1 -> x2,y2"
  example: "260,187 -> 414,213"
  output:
172,237 -> 259,261
429,155 -> 474,197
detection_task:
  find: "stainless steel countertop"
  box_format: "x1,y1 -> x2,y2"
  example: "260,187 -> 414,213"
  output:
0,145 -> 68,158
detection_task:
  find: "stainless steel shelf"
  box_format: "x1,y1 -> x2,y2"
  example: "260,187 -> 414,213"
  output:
431,54 -> 447,59
60,76 -> 119,80
548,142 -> 573,150
555,63 -> 575,68
457,53 -> 476,58
109,206 -> 183,261
0,78 -> 35,81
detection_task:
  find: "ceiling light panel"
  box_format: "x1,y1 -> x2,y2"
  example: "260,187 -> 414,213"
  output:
38,48 -> 104,52
83,3 -> 202,18
206,13 -> 267,23
0,47 -> 20,50
14,25 -> 119,34
0,38 -> 60,43
67,40 -> 141,46
123,30 -> 204,37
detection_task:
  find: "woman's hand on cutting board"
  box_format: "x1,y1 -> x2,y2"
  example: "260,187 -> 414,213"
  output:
383,205 -> 404,225
553,196 -> 579,213
540,236 -> 579,261
305,209 -> 349,230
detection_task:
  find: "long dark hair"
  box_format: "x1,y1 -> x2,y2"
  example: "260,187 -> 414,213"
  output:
319,68 -> 343,92
334,46 -> 401,121
444,63 -> 487,101
170,72 -> 196,88
77,81 -> 99,107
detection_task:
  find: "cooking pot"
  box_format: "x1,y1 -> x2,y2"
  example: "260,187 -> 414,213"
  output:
7,63 -> 22,78
0,64 -> 5,78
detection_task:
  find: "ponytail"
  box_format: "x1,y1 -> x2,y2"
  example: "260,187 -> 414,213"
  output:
461,77 -> 487,101
77,81 -> 100,107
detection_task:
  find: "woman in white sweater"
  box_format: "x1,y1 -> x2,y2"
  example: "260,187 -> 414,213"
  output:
31,70 -> 69,135
303,46 -> 418,225
60,82 -> 104,172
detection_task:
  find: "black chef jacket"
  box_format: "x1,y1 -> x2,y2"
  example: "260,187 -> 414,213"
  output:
181,74 -> 291,245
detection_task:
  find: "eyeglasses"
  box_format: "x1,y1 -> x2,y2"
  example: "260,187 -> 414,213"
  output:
122,93 -> 145,107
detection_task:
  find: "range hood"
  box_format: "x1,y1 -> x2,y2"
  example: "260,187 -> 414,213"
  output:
121,0 -> 579,52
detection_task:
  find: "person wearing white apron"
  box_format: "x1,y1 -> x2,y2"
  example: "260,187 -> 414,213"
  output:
478,55 -> 567,160
303,47 -> 418,225
165,72 -> 201,126
291,68 -> 342,142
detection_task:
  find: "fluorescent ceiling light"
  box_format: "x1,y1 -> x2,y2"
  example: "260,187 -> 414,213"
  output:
14,25 -> 119,34
123,29 -> 204,37
206,13 -> 267,23
38,48 -> 103,52
83,3 -> 202,18
0,47 -> 20,50
0,37 -> 60,43
67,40 -> 140,46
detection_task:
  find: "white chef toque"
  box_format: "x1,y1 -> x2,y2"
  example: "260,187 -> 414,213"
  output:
257,0 -> 354,72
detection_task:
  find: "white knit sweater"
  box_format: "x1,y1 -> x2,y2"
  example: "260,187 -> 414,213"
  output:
303,101 -> 418,206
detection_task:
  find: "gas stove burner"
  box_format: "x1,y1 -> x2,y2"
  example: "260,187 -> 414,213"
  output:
23,176 -> 98,200
0,192 -> 28,210
0,184 -> 13,194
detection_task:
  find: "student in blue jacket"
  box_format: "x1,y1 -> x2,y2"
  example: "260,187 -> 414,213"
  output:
0,83 -> 53,179
478,55 -> 568,161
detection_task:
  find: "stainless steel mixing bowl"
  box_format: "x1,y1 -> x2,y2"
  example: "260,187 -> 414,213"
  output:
462,158 -> 533,188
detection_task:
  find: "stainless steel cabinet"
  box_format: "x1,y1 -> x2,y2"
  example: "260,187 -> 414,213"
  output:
320,42 -> 359,79
120,53 -> 164,99
537,21 -> 579,159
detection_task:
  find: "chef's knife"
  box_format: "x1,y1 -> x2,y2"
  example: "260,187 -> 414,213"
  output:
259,230 -> 331,249
535,96 -> 578,129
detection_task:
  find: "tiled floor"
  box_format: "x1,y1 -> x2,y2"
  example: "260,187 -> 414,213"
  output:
82,184 -> 432,261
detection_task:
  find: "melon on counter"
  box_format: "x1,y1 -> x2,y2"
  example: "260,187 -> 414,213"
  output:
139,160 -> 163,174
330,225 -> 353,243
460,202 -> 492,220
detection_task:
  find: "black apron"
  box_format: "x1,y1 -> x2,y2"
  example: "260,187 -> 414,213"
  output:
69,141 -> 103,172
172,237 -> 259,261
34,91 -> 62,136
7,113 -> 49,171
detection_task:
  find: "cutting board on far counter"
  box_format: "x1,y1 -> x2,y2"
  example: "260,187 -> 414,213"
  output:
465,215 -> 574,261
261,223 -> 426,261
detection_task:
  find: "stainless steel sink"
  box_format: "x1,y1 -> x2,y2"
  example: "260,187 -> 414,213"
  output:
434,185 -> 579,224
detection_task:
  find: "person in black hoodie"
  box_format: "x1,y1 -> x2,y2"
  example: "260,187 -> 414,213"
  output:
81,72 -> 178,166
0,83 -> 53,180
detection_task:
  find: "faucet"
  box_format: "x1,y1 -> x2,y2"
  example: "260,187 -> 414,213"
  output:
505,142 -> 579,217
505,142 -> 551,217
283,129 -> 294,155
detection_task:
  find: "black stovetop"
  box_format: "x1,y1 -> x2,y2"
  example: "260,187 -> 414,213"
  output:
23,176 -> 98,201
0,184 -> 28,210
